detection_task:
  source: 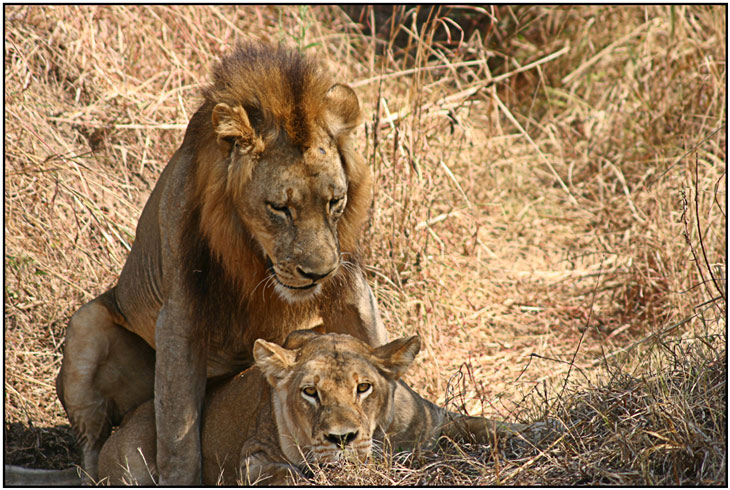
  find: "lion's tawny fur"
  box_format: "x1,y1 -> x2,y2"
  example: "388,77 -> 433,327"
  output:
180,44 -> 372,343
56,43 -> 389,484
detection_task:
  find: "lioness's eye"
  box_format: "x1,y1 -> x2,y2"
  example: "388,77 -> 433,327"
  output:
356,382 -> 371,394
302,386 -> 318,398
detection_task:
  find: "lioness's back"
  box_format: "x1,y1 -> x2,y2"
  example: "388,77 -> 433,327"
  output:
200,371 -> 273,484
98,332 -> 411,485
98,402 -> 157,485
98,368 -> 275,485
98,331 -> 548,486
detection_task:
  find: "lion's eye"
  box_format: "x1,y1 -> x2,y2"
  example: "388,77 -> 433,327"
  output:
329,196 -> 346,215
356,382 -> 371,394
302,386 -> 318,398
267,202 -> 292,220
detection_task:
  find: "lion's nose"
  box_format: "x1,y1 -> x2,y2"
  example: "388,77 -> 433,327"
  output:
296,265 -> 335,283
324,430 -> 358,447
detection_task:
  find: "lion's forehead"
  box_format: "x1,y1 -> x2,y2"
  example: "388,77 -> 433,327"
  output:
257,149 -> 346,197
280,160 -> 345,190
260,124 -> 336,161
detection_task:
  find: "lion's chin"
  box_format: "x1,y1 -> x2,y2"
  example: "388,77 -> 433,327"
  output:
274,282 -> 322,304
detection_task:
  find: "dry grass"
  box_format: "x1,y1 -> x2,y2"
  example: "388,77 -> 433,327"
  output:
4,5 -> 726,485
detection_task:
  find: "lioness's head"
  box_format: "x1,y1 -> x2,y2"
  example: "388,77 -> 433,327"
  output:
253,330 -> 421,465
193,43 -> 371,303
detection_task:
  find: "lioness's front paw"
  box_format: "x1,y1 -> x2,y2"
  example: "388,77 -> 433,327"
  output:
522,418 -> 565,443
506,418 -> 565,454
241,461 -> 304,486
267,463 -> 305,486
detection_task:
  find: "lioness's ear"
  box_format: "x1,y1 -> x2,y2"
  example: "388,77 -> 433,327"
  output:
322,84 -> 362,137
372,335 -> 421,379
253,339 -> 296,385
211,102 -> 263,152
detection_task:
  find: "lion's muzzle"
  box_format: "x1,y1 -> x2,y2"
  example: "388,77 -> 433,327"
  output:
269,251 -> 340,301
296,265 -> 336,283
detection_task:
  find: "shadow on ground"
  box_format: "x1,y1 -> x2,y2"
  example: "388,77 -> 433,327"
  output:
4,422 -> 80,470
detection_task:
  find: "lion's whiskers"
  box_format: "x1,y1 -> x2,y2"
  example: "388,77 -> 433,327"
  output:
262,274 -> 278,303
249,272 -> 274,301
340,261 -> 356,274
339,253 -> 358,276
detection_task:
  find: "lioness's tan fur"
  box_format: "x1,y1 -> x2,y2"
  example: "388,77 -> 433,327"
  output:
98,331 -> 532,485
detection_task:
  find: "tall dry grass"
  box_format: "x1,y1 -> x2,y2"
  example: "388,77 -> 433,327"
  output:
4,5 -> 726,484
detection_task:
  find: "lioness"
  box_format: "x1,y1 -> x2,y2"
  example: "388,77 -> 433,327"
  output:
56,43 -> 388,484
98,331 -> 532,485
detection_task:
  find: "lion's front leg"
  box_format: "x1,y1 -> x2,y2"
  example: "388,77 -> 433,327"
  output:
322,269 -> 388,347
154,300 -> 208,485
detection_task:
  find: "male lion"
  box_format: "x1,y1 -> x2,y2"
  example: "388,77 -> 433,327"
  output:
97,331 -> 533,485
56,43 -> 388,484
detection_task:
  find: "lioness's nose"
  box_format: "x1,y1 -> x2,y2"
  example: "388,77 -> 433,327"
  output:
296,265 -> 335,282
324,430 -> 358,447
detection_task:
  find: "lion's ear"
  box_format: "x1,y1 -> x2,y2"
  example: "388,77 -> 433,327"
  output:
253,339 -> 297,385
211,102 -> 264,152
322,84 -> 362,137
372,335 -> 421,380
